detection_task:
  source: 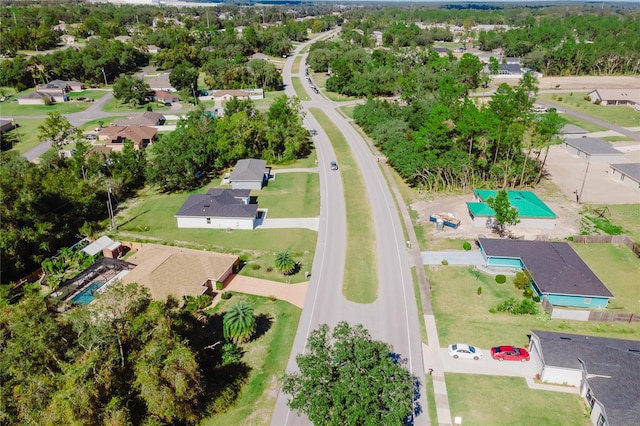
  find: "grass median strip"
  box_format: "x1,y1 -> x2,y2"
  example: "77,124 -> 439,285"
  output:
291,76 -> 311,101
310,107 -> 377,303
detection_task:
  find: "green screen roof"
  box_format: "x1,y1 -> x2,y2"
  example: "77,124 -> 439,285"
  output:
467,190 -> 557,218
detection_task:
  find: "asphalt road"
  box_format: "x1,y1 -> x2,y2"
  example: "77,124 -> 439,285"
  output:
271,31 -> 428,425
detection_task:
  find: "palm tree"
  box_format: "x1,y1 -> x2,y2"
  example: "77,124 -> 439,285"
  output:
273,250 -> 296,275
223,302 -> 256,344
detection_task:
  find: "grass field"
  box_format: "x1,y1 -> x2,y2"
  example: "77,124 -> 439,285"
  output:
292,56 -> 301,74
102,98 -> 173,113
428,265 -> 640,349
558,114 -> 607,133
311,108 -> 378,303
0,90 -> 107,116
538,92 -> 640,127
7,118 -> 45,154
259,172 -> 320,218
291,76 -> 311,101
202,293 -> 301,426
588,204 -> 640,243
338,105 -> 357,119
571,243 -> 640,313
446,374 -> 590,426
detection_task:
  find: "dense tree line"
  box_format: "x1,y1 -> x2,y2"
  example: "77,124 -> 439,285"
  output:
353,74 -> 563,191
0,282 -> 251,425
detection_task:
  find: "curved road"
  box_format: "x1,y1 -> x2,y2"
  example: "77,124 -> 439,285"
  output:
271,33 -> 428,425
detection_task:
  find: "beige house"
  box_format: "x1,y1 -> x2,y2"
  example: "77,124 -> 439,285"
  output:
98,125 -> 157,151
587,89 -> 640,107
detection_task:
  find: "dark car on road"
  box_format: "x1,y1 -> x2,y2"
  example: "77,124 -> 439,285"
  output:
490,345 -> 530,362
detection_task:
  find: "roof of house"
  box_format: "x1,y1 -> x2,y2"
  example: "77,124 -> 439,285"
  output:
531,330 -> 640,426
146,73 -> 173,90
499,63 -> 522,74
0,118 -> 15,130
433,47 -> 450,53
610,163 -> 640,183
82,235 -> 116,256
467,190 -> 557,219
211,89 -> 251,98
250,52 -> 269,60
20,91 -> 52,100
564,137 -> 623,156
561,124 -> 587,134
478,238 -> 614,298
45,79 -> 83,88
176,189 -> 257,219
100,125 -> 157,145
112,111 -> 164,126
588,88 -> 640,104
153,90 -> 179,100
230,158 -> 270,182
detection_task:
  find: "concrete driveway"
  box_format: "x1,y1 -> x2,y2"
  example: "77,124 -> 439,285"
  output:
421,250 -> 485,266
435,347 -> 537,378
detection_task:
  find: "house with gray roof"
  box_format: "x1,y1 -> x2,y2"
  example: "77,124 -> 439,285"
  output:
175,189 -> 258,230
229,159 -> 271,190
146,72 -> 174,92
18,90 -> 61,105
563,137 -> 624,163
478,238 -> 613,308
609,163 -> 640,190
0,118 -> 15,133
529,330 -> 640,426
561,124 -> 588,139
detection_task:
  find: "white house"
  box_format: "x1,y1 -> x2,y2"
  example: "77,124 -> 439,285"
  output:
563,137 -> 624,163
229,159 -> 271,191
175,189 -> 258,230
609,163 -> 640,190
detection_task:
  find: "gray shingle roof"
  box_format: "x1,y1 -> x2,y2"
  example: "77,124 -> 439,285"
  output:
610,163 -> 640,183
176,189 -> 256,218
561,124 -> 587,134
532,330 -> 640,426
564,137 -> 623,156
230,159 -> 269,182
479,238 -> 613,298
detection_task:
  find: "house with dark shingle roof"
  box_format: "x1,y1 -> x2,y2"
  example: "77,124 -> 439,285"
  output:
561,124 -> 588,139
609,163 -> 640,191
563,137 -> 624,163
478,238 -> 613,308
467,190 -> 557,229
229,159 -> 271,190
529,330 -> 640,426
175,189 -> 258,230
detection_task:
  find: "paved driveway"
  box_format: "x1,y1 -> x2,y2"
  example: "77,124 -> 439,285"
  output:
435,347 -> 537,378
421,250 -> 485,266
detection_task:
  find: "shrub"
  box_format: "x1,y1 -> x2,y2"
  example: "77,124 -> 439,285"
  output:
266,267 -> 273,273
495,274 -> 506,284
477,286 -> 482,295
557,96 -> 563,102
493,297 -> 538,315
533,295 -> 541,303
523,288 -> 534,299
583,95 -> 591,101
221,292 -> 232,300
221,342 -> 242,366
514,271 -> 532,290
495,297 -> 518,313
216,281 -> 224,290
251,264 -> 261,270
594,98 -> 601,105
441,259 -> 448,265
463,241 -> 472,251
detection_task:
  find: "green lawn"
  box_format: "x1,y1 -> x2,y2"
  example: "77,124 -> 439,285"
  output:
559,114 -> 607,133
589,204 -> 640,243
101,97 -> 173,113
571,243 -> 640,313
447,374 -> 590,426
428,266 -> 640,349
6,118 -> 45,154
292,56 -> 301,74
0,90 -> 108,116
259,172 -> 320,218
252,90 -> 286,109
202,293 -> 301,426
311,108 -> 378,303
538,92 -> 640,127
291,76 -> 311,101
338,105 -> 357,119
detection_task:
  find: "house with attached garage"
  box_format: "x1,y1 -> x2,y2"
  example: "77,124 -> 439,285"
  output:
609,163 -> 640,190
467,189 -> 557,229
229,159 -> 271,190
563,138 -> 624,163
587,88 -> 640,107
478,238 -> 614,308
528,330 -> 640,426
175,189 -> 258,230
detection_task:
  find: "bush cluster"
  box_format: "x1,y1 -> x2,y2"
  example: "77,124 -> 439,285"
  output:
463,241 -> 472,251
491,297 -> 538,315
221,292 -> 232,300
495,274 -> 506,284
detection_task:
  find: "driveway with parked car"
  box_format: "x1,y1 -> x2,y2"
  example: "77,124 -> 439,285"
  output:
438,347 -> 537,377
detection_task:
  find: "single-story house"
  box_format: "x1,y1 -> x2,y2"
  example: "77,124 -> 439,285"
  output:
81,235 -> 123,259
563,137 -> 624,163
587,89 -> 640,107
561,124 -> 588,139
18,91 -> 60,105
478,237 -> 614,308
114,35 -> 132,43
40,79 -> 85,92
146,72 -> 174,92
467,189 -> 557,229
112,111 -> 165,127
229,158 -> 271,190
485,62 -> 524,78
609,163 -> 640,190
0,118 -> 15,132
210,89 -> 251,102
433,47 -> 450,56
528,330 -> 640,426
98,125 -> 157,150
250,52 -> 269,61
152,90 -> 180,104
60,34 -> 75,45
147,45 -> 161,54
175,189 -> 258,230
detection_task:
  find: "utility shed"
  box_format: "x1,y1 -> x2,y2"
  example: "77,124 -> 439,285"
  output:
563,138 -> 624,163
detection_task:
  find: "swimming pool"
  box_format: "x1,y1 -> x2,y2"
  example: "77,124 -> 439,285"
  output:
71,281 -> 105,305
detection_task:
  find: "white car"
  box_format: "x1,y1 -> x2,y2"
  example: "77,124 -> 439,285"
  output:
448,343 -> 483,360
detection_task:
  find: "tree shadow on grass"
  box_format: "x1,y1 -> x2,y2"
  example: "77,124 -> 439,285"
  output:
251,313 -> 273,341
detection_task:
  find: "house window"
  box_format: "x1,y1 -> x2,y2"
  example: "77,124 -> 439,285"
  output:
206,218 -> 211,224
586,388 -> 595,408
597,414 -> 606,426
584,298 -> 592,304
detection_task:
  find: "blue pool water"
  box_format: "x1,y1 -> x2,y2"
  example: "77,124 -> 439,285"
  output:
71,281 -> 105,305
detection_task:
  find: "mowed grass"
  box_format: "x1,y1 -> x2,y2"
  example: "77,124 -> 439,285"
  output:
428,266 -> 640,348
292,56 -> 301,74
559,114 -> 607,133
446,374 -> 590,426
6,118 -> 45,154
102,98 -> 173,113
202,293 -> 301,426
570,243 -> 640,313
311,107 -> 378,303
259,172 -> 320,218
538,92 -> 640,127
0,89 -> 107,116
590,204 -> 640,243
290,76 -> 311,101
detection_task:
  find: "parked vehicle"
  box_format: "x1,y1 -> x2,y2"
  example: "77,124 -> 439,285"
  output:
490,345 -> 530,362
448,343 -> 482,360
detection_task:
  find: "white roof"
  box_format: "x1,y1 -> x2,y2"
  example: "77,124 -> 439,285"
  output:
82,236 -> 115,256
